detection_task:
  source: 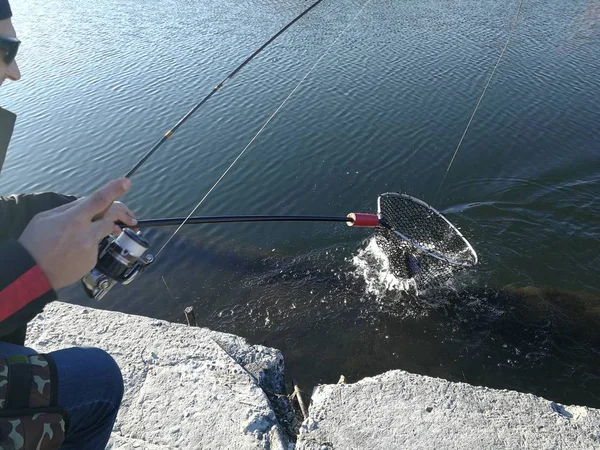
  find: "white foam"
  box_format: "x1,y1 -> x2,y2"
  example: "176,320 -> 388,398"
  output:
352,237 -> 416,296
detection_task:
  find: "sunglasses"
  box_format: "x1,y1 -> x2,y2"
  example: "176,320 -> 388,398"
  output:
0,36 -> 20,66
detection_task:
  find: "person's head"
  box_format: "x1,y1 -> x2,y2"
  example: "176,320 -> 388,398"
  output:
0,0 -> 21,86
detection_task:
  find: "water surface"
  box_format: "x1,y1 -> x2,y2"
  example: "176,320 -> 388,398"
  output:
3,0 -> 600,406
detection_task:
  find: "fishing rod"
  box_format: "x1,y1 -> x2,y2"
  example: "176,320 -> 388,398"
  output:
83,0 -> 354,300
124,0 -> 327,179
83,0 -> 480,300
152,0 -> 375,259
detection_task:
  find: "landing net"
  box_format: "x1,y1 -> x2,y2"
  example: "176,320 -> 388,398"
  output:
375,193 -> 478,291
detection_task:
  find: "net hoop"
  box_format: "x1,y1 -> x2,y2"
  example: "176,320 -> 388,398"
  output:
377,193 -> 478,268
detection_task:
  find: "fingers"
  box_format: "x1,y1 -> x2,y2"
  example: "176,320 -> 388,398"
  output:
90,218 -> 123,243
72,179 -> 131,221
102,201 -> 138,228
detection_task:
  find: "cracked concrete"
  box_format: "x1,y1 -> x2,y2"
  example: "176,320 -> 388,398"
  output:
25,302 -> 600,449
26,302 -> 288,450
296,370 -> 600,449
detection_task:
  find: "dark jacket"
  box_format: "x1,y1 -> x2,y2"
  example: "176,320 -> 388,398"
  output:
0,106 -> 77,344
0,102 -> 72,449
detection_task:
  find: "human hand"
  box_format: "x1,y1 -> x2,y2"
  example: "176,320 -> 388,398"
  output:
18,178 -> 137,290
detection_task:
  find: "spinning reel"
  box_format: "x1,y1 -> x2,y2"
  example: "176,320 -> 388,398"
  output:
82,228 -> 155,300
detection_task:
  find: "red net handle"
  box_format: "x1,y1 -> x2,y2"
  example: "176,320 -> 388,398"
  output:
346,213 -> 380,228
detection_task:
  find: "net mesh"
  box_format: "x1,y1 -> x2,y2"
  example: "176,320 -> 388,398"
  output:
378,193 -> 477,267
375,193 -> 477,292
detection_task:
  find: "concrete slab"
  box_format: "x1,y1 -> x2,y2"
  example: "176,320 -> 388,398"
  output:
25,302 -> 600,450
26,302 -> 287,450
296,370 -> 600,450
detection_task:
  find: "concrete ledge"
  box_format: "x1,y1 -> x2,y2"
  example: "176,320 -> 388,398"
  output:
297,370 -> 600,450
25,302 -> 600,449
26,302 -> 287,450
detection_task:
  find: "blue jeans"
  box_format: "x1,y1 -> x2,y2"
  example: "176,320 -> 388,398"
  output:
0,343 -> 124,450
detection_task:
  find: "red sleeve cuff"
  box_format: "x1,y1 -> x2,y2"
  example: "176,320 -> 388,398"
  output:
0,239 -> 56,324
0,264 -> 54,321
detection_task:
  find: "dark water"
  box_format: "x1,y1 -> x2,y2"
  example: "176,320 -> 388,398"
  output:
3,0 -> 600,406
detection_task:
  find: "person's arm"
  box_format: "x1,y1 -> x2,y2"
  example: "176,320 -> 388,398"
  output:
0,192 -> 77,337
0,192 -> 77,241
0,180 -> 137,338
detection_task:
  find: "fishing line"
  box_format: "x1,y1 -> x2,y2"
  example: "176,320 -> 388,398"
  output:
436,0 -> 526,195
156,0 -> 375,257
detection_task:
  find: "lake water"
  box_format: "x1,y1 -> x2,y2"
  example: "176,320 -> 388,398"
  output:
3,0 -> 600,407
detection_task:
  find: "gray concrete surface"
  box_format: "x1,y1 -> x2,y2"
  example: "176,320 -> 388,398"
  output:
296,370 -> 600,450
25,302 -> 600,449
26,302 -> 288,450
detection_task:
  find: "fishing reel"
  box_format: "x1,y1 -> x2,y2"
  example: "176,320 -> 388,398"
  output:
82,228 -> 155,300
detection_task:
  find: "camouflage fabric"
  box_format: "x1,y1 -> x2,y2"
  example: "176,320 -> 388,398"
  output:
0,358 -> 8,410
0,356 -> 52,410
0,413 -> 65,450
25,356 -> 51,409
0,354 -> 66,450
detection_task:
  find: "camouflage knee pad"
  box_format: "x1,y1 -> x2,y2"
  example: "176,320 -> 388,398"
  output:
0,354 -> 68,450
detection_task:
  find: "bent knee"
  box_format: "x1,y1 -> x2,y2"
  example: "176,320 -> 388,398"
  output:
51,346 -> 124,407
85,347 -> 123,382
84,347 -> 124,399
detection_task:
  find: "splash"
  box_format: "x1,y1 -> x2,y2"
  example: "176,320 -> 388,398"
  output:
351,231 -> 477,309
352,236 -> 418,296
